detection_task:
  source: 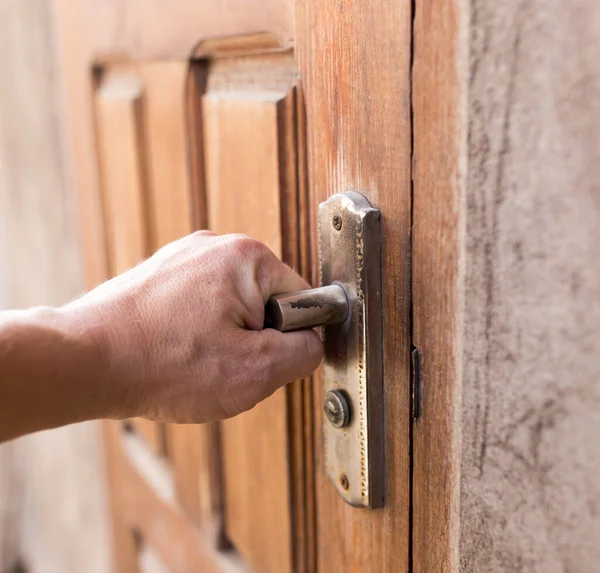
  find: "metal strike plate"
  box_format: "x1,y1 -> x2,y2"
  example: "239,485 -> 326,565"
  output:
319,191 -> 384,508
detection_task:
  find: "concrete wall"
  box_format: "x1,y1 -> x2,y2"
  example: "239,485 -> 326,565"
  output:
461,1 -> 600,571
0,2 -> 110,572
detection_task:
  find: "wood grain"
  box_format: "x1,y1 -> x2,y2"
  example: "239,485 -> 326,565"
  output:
52,0 -> 294,282
411,2 -> 467,572
203,87 -> 297,573
294,85 -> 316,573
296,1 -> 413,572
202,53 -> 312,573
95,69 -> 168,572
95,73 -> 148,275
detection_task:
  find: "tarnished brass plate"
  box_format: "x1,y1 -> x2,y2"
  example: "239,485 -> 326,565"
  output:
318,192 -> 384,508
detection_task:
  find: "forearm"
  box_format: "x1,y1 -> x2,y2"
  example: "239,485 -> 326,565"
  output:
0,306 -> 113,442
0,232 -> 323,440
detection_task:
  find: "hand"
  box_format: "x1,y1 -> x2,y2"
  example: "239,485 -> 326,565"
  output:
64,232 -> 323,424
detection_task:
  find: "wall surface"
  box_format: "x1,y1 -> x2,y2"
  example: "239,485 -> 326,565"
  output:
0,2 -> 110,572
461,1 -> 600,572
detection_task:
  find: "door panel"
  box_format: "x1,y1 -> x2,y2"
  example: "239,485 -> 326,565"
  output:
202,54 -> 304,573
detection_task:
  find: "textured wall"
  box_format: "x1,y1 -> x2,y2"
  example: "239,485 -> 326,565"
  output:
0,2 -> 110,572
461,1 -> 600,572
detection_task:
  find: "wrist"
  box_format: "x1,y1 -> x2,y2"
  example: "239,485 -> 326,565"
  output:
0,305 -> 117,440
43,305 -> 124,422
59,295 -> 147,421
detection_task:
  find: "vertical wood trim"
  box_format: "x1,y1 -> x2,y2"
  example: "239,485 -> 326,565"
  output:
95,74 -> 148,274
295,84 -> 316,573
187,64 -> 210,231
411,1 -> 468,572
296,2 -> 413,572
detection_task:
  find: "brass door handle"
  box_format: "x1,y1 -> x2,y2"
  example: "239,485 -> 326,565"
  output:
266,191 -> 384,509
264,284 -> 349,332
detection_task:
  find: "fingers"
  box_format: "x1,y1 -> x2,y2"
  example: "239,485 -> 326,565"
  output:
252,243 -> 311,299
268,260 -> 312,297
197,232 -> 310,299
215,234 -> 311,331
244,328 -> 323,400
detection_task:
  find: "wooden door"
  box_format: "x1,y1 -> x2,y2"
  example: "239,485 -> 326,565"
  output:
55,1 -> 412,572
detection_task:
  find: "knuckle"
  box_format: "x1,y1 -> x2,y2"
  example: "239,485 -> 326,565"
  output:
227,234 -> 269,259
190,229 -> 215,242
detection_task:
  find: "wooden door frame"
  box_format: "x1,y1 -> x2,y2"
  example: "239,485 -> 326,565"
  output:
412,2 -> 467,572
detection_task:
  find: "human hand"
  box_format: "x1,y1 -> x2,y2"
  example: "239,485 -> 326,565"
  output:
65,232 -> 323,424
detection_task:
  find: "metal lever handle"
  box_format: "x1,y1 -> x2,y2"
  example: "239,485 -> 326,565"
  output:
264,284 -> 349,332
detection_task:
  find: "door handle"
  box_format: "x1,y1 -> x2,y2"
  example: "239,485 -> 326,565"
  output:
264,284 -> 349,332
264,192 -> 384,509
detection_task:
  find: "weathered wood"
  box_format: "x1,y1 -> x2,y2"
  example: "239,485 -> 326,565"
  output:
95,59 -> 232,566
55,2 -> 306,569
411,2 -> 467,572
296,1 -> 413,572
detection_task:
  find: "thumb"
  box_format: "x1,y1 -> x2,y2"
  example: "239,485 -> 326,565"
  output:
248,327 -> 323,394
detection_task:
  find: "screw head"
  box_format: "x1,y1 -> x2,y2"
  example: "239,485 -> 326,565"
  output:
324,390 -> 351,428
332,213 -> 343,231
339,474 -> 350,490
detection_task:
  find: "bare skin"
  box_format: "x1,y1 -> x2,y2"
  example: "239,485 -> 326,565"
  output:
0,232 -> 323,442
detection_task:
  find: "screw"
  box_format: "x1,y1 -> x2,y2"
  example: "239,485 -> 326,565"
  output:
332,214 -> 342,230
340,474 -> 350,490
324,390 -> 351,428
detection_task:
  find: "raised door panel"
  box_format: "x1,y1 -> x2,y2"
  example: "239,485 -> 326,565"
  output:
202,54 -> 303,573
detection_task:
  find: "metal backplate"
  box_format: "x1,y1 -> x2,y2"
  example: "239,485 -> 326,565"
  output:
318,191 -> 384,508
